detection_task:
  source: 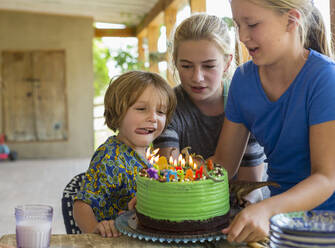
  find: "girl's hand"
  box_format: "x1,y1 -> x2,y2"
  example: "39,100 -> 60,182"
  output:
222,202 -> 270,243
94,220 -> 120,238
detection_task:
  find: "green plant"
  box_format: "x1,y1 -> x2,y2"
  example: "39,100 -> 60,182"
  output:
93,38 -> 111,97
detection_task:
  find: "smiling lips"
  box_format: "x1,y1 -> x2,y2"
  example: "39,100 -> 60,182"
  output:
135,127 -> 156,135
191,86 -> 207,93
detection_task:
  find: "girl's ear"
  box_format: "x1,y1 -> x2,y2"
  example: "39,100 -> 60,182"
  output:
224,54 -> 233,73
287,9 -> 301,32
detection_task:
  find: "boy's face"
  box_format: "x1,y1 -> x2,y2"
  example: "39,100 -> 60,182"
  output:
117,85 -> 167,155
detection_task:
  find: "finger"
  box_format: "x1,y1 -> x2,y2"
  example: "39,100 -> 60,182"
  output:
226,218 -> 246,243
95,223 -> 107,238
109,220 -> 121,237
102,221 -> 113,238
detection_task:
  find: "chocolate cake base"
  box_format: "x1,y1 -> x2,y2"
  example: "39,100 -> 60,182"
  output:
135,209 -> 230,235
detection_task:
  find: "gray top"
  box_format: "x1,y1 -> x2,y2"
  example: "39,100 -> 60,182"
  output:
153,85 -> 265,167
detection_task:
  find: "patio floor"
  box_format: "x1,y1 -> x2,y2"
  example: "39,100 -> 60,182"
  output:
0,158 -> 90,236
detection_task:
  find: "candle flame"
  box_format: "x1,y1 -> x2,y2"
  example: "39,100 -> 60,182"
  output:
193,162 -> 197,170
178,154 -> 183,166
152,148 -> 160,156
189,156 -> 193,167
154,155 -> 159,163
174,159 -> 177,167
169,156 -> 174,165
146,147 -> 151,159
181,158 -> 185,168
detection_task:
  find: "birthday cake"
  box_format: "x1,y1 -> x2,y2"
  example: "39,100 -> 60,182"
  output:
135,148 -> 230,234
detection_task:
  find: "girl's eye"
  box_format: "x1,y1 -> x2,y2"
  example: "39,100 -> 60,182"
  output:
248,23 -> 258,28
204,65 -> 215,69
157,110 -> 166,115
181,64 -> 192,69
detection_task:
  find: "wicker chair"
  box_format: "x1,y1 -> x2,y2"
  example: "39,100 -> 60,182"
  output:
61,172 -> 86,234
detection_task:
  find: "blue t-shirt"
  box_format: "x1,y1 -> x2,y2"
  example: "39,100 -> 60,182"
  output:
75,136 -> 151,221
226,50 -> 335,210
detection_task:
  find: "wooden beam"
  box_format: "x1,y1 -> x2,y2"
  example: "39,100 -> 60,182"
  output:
148,24 -> 160,73
190,0 -> 206,13
330,0 -> 335,50
94,27 -> 136,37
164,5 -> 177,86
136,0 -> 182,36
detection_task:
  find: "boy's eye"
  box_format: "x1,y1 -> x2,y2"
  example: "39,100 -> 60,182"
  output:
204,65 -> 215,69
157,110 -> 166,114
135,107 -> 145,111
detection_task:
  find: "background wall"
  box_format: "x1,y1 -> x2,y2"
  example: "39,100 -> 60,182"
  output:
0,10 -> 94,158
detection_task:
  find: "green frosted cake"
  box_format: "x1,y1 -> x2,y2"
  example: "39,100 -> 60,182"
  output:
135,158 -> 230,234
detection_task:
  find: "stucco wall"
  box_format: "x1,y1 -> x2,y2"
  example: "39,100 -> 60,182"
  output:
0,10 -> 94,158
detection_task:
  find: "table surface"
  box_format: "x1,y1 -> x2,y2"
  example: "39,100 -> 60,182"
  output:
0,234 -> 268,248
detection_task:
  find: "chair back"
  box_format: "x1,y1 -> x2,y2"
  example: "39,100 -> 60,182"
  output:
61,172 -> 86,234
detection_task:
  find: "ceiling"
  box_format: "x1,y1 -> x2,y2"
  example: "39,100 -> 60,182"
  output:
0,0 -> 160,26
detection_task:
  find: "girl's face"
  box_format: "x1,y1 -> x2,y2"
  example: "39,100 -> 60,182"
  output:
176,39 -> 226,103
231,0 -> 291,66
117,85 -> 167,155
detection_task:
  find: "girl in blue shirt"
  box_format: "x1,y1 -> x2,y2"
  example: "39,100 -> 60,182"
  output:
213,0 -> 335,243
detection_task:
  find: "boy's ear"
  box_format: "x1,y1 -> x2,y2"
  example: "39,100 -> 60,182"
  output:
286,9 -> 301,32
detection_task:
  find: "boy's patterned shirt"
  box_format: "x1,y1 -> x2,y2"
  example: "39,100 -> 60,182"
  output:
75,136 -> 150,221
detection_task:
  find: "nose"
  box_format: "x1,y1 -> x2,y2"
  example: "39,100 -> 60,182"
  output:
239,25 -> 250,44
147,111 -> 157,123
192,66 -> 204,83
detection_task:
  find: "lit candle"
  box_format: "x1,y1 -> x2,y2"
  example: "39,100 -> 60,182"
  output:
207,159 -> 214,171
178,154 -> 183,166
166,170 -> 178,182
185,169 -> 194,181
195,165 -> 203,179
189,156 -> 193,168
177,169 -> 184,181
169,156 -> 174,166
181,158 -> 186,168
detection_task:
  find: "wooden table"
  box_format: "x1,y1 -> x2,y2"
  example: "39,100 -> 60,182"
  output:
0,234 -> 264,248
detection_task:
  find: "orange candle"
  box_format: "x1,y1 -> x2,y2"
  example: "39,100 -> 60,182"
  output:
185,169 -> 194,181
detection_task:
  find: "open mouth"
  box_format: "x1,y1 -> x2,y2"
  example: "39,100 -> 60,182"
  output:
135,127 -> 156,134
248,47 -> 258,56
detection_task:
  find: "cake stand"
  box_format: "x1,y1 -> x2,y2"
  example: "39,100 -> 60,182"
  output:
115,210 -> 227,244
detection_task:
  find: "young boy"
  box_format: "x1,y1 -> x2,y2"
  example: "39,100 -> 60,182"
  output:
73,71 -> 176,237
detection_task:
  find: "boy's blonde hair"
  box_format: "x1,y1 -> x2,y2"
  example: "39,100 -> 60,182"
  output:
104,71 -> 176,132
246,0 -> 333,58
170,13 -> 238,81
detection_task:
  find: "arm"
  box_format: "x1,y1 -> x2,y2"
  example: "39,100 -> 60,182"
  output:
73,200 -> 98,233
224,120 -> 335,243
213,118 -> 250,179
73,200 -> 120,237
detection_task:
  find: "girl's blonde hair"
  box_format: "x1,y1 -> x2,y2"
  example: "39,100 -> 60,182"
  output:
170,13 -> 238,82
247,0 -> 333,58
104,71 -> 176,132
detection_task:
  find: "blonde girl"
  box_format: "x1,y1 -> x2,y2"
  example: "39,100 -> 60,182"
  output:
214,0 -> 335,243
154,14 -> 266,201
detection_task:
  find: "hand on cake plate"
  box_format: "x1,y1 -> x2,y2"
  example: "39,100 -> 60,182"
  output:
222,201 -> 270,243
94,219 -> 120,238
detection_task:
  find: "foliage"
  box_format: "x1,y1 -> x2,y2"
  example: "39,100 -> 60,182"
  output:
93,39 -> 111,97
93,40 -> 143,97
223,17 -> 235,30
113,45 -> 144,73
